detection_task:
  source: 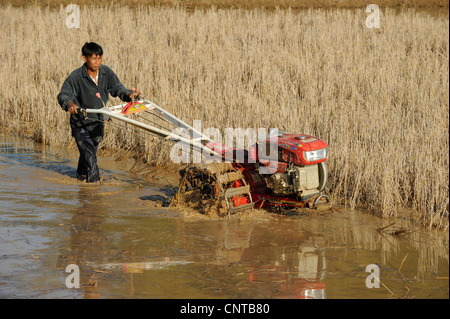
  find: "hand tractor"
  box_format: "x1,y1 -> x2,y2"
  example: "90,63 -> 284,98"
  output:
79,97 -> 330,216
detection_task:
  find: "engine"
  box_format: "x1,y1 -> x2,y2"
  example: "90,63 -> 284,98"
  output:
265,163 -> 326,198
249,132 -> 328,201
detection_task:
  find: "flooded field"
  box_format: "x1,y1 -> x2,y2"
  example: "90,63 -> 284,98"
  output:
0,133 -> 448,299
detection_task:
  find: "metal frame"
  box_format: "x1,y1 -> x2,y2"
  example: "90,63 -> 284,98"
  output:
81,99 -> 221,159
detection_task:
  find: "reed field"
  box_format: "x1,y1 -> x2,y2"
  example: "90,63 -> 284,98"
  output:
0,4 -> 448,229
0,0 -> 448,9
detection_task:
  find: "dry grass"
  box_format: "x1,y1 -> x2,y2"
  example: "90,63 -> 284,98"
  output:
0,0 -> 448,9
0,5 -> 448,229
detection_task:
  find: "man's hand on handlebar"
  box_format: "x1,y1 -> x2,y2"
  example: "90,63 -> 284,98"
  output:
68,102 -> 79,114
128,87 -> 143,101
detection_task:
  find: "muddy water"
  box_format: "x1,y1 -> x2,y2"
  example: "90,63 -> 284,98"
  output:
0,133 -> 448,299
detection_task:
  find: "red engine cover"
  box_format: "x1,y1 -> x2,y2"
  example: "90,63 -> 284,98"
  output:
249,133 -> 328,166
205,133 -> 327,167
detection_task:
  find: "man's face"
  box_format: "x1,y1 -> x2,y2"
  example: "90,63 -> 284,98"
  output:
83,54 -> 102,72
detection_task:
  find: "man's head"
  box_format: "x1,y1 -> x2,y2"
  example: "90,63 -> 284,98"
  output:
82,42 -> 103,72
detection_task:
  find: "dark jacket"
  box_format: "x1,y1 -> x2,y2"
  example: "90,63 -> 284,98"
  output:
57,63 -> 132,139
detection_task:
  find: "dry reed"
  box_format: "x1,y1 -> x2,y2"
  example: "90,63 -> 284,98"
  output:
0,5 -> 448,229
0,0 -> 448,9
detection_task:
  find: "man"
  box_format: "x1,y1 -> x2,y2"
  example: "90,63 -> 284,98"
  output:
57,42 -> 141,182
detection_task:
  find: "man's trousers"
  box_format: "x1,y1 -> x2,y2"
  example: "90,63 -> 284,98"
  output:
72,127 -> 100,183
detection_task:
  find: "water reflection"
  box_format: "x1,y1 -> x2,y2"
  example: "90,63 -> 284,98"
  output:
54,185 -> 107,298
79,211 -> 448,299
242,238 -> 327,299
78,217 -> 329,299
0,133 -> 448,299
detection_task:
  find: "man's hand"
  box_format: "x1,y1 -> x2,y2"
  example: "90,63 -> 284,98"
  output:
68,102 -> 79,114
128,87 -> 142,101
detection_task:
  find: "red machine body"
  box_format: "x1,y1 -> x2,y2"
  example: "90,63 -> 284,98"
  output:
206,132 -> 329,210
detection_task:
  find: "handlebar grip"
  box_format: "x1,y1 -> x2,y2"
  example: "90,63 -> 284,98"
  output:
75,107 -> 87,119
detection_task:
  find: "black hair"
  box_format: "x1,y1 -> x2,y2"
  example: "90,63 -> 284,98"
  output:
81,42 -> 103,57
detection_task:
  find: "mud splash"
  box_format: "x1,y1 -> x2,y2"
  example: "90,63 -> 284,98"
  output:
0,133 -> 448,299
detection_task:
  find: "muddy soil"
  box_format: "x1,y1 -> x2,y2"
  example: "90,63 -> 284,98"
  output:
0,133 -> 448,299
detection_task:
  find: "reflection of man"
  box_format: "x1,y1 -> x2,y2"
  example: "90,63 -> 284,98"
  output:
57,186 -> 106,298
57,42 -> 141,182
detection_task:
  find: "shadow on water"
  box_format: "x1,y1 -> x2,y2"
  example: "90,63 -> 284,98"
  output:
0,133 -> 448,299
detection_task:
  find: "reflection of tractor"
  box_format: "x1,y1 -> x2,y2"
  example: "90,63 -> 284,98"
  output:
80,98 -> 330,216
247,246 -> 327,299
202,221 -> 327,299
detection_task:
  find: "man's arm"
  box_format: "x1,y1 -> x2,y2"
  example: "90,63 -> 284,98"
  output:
107,68 -> 133,102
57,75 -> 80,114
106,67 -> 142,102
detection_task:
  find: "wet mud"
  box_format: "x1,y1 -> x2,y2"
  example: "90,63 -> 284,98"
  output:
0,133 -> 448,299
